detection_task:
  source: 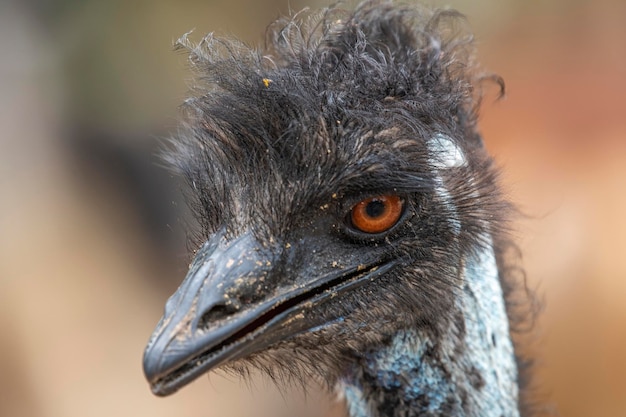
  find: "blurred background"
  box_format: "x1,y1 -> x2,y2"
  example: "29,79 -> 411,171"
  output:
1,0 -> 624,416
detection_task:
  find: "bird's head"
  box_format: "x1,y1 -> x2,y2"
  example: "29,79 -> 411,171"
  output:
143,1 -> 507,396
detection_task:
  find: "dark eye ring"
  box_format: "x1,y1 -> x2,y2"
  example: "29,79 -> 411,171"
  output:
349,194 -> 404,234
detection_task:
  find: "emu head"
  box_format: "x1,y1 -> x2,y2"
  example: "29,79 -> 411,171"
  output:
143,2 -> 509,399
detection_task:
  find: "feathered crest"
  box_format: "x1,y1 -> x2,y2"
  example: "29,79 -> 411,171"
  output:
164,0 -> 503,245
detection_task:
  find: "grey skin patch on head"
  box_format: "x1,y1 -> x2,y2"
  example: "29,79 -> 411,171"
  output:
433,178 -> 462,236
429,133 -> 467,169
429,133 -> 466,236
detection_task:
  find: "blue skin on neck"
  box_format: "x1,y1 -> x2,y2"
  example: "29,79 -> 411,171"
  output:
338,243 -> 519,417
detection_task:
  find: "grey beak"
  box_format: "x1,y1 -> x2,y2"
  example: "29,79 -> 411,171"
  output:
143,231 -> 273,395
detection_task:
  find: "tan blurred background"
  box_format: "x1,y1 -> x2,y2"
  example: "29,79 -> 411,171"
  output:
1,0 -> 625,416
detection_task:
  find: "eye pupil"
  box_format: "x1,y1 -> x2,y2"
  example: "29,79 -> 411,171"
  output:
365,200 -> 386,218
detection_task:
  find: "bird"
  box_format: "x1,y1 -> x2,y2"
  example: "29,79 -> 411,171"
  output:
142,1 -> 532,416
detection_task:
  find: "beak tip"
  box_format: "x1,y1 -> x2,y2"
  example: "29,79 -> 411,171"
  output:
150,382 -> 175,397
143,351 -> 172,397
142,339 -> 163,387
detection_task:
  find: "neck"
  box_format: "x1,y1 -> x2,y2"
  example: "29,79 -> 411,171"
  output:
337,244 -> 519,417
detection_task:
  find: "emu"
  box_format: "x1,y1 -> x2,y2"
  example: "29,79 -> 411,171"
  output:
143,1 -> 529,416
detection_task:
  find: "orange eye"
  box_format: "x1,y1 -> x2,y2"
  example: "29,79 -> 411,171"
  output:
350,194 -> 404,234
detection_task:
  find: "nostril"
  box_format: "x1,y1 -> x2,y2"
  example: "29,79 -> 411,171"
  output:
197,302 -> 239,330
